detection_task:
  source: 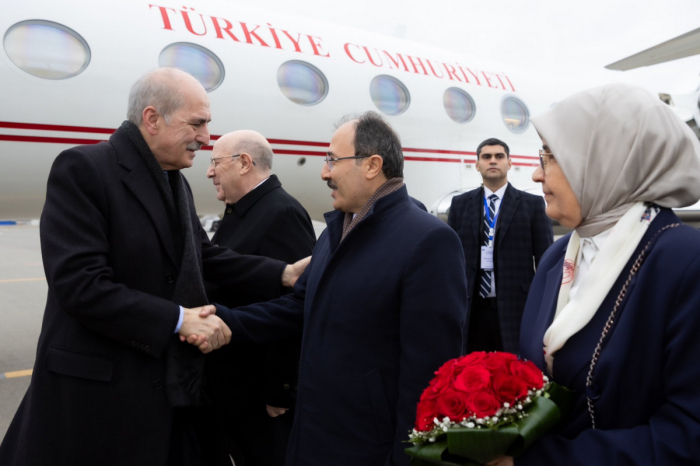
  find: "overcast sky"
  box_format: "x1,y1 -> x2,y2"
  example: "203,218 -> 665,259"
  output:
234,0 -> 700,101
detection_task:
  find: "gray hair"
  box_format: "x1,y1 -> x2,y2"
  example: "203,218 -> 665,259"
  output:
235,140 -> 274,170
127,68 -> 186,126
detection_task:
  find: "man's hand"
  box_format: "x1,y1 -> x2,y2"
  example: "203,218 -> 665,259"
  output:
266,405 -> 289,418
178,307 -> 231,353
281,256 -> 311,288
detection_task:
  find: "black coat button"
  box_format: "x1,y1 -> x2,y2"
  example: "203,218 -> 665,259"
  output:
283,384 -> 290,390
165,273 -> 175,284
153,380 -> 163,390
226,208 -> 232,214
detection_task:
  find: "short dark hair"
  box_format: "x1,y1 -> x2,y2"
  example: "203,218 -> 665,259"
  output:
476,138 -> 510,158
336,111 -> 404,179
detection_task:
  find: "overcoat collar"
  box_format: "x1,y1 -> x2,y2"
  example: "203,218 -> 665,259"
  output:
112,122 -> 178,265
323,185 -> 412,252
229,175 -> 281,217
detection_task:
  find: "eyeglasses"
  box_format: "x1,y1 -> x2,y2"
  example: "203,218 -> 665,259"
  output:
324,154 -> 370,170
210,154 -> 256,167
538,149 -> 554,171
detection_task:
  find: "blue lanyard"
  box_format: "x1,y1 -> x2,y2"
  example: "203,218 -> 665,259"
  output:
483,195 -> 499,245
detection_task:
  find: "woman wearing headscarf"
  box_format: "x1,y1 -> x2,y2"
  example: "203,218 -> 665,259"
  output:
490,83 -> 700,466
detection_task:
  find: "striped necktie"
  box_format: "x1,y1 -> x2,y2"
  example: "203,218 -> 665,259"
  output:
479,193 -> 499,298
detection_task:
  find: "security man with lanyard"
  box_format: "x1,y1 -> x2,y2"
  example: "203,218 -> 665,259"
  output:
448,138 -> 553,353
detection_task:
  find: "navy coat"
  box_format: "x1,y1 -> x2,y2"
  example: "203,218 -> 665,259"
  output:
518,209 -> 700,465
0,126 -> 285,466
448,183 -> 553,353
215,185 -> 468,466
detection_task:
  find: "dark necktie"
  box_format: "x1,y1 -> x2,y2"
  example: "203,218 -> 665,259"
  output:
480,194 -> 499,298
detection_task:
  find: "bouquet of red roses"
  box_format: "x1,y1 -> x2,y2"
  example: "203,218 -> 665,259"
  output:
406,352 -> 571,466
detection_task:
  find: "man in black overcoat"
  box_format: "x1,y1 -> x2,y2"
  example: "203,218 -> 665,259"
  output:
0,68 -> 307,466
448,138 -> 553,354
191,112 -> 468,466
204,130 -> 315,465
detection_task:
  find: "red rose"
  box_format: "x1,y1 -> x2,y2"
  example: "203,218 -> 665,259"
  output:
436,387 -> 469,422
422,359 -> 459,400
509,360 -> 544,389
454,364 -> 491,393
464,391 -> 501,418
415,398 -> 439,431
483,352 -> 518,372
455,351 -> 489,368
492,374 -> 529,404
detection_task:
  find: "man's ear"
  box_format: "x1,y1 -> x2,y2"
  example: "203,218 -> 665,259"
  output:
365,154 -> 384,180
142,106 -> 159,135
239,153 -> 255,174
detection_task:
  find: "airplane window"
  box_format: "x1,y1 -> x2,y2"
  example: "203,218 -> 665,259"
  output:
159,43 -> 224,92
277,60 -> 328,105
3,20 -> 90,79
501,96 -> 530,133
370,75 -> 410,116
443,87 -> 476,123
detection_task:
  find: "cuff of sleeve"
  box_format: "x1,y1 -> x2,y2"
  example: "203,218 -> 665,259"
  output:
174,306 -> 184,333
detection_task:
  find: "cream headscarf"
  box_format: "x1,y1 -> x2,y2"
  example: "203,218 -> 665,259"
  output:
531,83 -> 700,375
532,83 -> 700,238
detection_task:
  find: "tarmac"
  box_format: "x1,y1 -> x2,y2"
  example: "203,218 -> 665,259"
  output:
0,224 -> 45,441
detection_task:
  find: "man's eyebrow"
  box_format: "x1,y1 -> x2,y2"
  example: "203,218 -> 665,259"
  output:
190,118 -> 211,124
542,144 -> 550,152
326,151 -> 335,157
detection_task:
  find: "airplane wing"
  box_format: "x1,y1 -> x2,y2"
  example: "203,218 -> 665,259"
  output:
605,27 -> 700,71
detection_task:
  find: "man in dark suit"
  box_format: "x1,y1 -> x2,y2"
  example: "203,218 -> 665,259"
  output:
204,130 -> 316,465
448,138 -> 552,354
0,68 -> 307,466
191,111 -> 467,466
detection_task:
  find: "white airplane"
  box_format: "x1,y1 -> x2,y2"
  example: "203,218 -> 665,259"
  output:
0,0 -> 547,225
1,0 -> 697,227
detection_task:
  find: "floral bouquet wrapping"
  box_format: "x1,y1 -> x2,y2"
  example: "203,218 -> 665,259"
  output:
405,352 -> 572,466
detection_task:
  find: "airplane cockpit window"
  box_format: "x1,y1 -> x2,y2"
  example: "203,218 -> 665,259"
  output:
277,60 -> 329,105
443,87 -> 476,123
159,43 -> 225,92
3,20 -> 90,79
370,75 -> 410,116
501,96 -> 530,133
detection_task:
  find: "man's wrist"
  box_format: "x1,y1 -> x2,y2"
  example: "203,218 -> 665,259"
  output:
174,306 -> 184,333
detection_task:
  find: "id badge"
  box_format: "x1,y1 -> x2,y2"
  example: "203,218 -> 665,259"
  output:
480,245 -> 494,270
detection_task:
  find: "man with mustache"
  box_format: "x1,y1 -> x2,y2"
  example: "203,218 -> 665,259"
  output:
193,111 -> 468,465
447,138 -> 553,354
0,68 -> 307,466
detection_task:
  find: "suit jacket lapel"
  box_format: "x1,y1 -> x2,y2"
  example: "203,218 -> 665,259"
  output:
468,187 -> 484,244
114,133 -> 178,265
496,183 -> 519,246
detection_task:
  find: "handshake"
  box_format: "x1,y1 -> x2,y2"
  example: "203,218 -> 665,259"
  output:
178,305 -> 227,354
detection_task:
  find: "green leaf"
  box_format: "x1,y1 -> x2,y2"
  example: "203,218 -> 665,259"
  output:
405,441 -> 480,466
506,397 -> 560,456
405,441 -> 449,462
446,426 -> 519,464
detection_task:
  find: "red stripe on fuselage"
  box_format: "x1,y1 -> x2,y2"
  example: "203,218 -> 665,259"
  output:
0,121 -> 538,162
